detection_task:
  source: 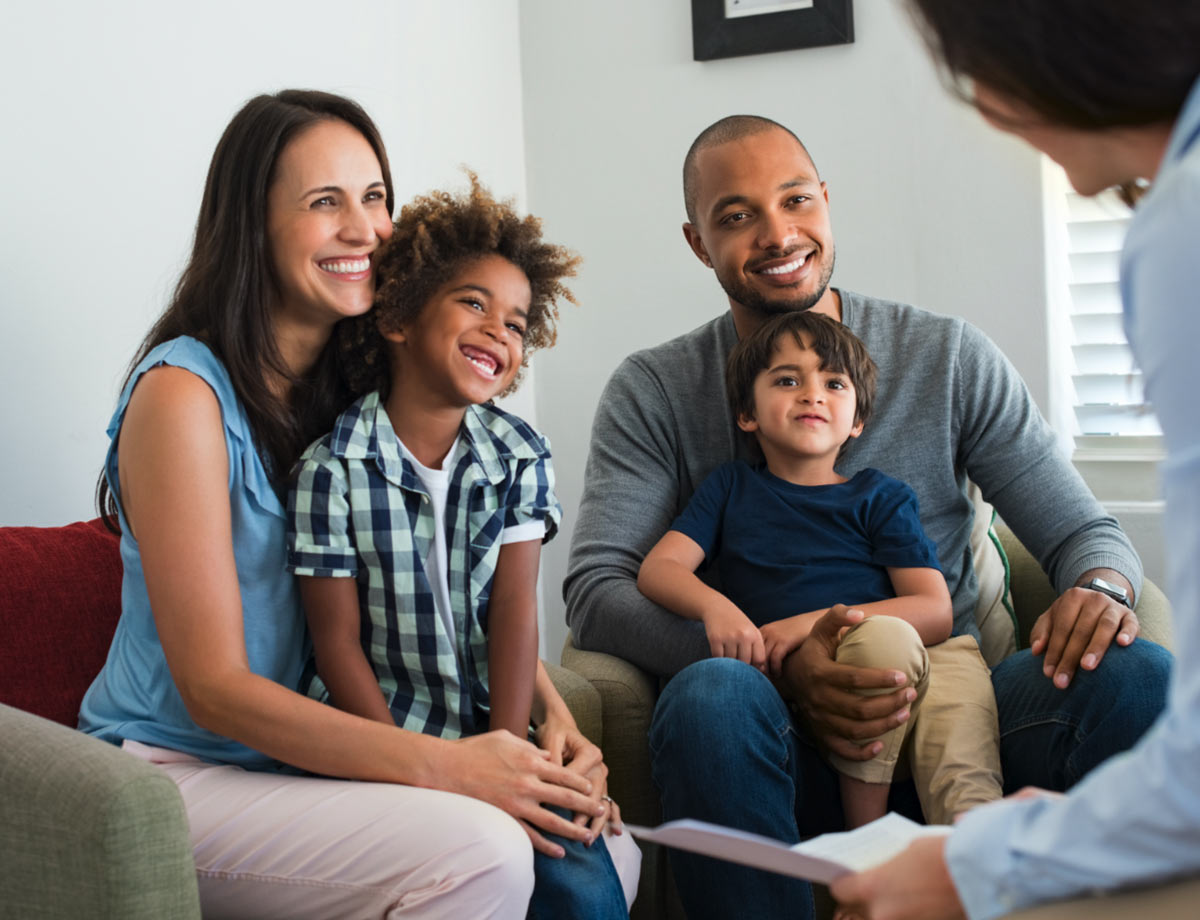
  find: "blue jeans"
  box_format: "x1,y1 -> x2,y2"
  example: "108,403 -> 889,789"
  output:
648,640 -> 1171,920
528,806 -> 627,920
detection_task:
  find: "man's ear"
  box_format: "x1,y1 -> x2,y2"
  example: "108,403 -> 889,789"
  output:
682,222 -> 713,268
736,411 -> 758,434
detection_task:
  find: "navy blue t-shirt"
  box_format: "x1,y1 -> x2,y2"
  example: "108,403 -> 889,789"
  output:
670,462 -> 941,627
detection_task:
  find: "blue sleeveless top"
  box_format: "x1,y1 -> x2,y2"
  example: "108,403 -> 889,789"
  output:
78,337 -> 304,768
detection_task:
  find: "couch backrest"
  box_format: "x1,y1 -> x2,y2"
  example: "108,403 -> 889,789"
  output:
0,519 -> 122,725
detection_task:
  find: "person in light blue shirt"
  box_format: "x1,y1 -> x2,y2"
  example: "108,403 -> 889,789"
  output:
832,2 -> 1200,917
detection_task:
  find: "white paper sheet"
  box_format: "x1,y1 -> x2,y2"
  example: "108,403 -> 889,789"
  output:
627,812 -> 951,885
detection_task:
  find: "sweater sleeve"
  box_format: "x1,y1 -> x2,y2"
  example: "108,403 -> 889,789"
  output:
563,357 -> 710,676
952,322 -> 1143,599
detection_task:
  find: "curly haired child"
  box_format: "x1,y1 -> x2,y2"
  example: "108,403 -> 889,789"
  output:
288,174 -> 639,917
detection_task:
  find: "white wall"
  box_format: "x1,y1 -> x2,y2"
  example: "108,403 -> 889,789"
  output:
0,0 -> 533,528
519,0 -> 1055,661
0,1 -> 1164,663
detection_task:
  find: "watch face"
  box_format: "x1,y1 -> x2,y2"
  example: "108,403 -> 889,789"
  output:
1086,578 -> 1130,607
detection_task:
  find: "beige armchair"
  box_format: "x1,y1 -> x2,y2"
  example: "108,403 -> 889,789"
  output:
560,525 -> 1175,920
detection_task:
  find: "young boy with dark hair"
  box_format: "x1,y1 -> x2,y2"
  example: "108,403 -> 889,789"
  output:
639,310 -> 1001,830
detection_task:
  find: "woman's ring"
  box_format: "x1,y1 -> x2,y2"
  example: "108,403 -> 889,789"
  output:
602,794 -> 615,806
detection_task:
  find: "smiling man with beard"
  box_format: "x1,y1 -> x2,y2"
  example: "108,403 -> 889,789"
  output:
563,115 -> 1172,920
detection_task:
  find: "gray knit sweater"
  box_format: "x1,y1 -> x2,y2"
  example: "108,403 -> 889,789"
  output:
563,289 -> 1142,677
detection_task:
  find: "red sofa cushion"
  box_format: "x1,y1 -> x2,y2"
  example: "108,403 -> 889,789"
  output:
0,518 -> 122,726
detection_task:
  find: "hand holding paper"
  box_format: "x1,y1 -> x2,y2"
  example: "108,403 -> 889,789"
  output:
627,812 -> 950,885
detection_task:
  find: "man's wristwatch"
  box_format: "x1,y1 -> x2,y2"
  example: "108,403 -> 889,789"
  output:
1082,577 -> 1133,608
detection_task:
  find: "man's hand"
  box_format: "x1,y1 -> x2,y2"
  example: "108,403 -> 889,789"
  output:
1030,570 -> 1138,689
830,835 -> 965,920
702,602 -> 766,668
782,605 -> 916,761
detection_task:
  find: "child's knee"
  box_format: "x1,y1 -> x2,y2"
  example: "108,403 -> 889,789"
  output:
836,616 -> 927,689
531,829 -> 632,918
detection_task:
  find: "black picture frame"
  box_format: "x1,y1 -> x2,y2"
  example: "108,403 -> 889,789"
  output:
691,0 -> 854,62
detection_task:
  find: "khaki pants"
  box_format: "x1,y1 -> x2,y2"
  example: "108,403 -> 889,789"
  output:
829,616 -> 1002,824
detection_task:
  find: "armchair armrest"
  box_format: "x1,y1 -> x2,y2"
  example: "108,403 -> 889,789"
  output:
561,636 -> 661,827
543,659 -> 604,748
996,524 -> 1174,652
560,636 -> 677,920
1131,578 -> 1174,650
0,703 -> 200,919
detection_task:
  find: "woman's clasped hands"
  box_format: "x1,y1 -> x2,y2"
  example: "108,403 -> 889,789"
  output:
437,702 -> 620,859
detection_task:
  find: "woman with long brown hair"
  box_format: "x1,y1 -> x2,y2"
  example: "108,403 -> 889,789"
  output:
79,90 -> 625,918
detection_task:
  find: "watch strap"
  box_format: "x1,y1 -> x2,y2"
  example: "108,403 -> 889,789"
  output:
1083,577 -> 1132,608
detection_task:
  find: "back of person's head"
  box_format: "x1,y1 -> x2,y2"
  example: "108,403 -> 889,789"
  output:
682,115 -> 814,224
338,172 -> 579,397
101,90 -> 393,522
726,311 -> 876,434
906,0 -> 1200,131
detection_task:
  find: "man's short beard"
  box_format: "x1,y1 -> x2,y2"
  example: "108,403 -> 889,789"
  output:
718,246 -> 836,317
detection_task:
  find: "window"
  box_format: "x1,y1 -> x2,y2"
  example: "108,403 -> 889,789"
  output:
1044,164 -> 1165,590
1045,164 -> 1163,463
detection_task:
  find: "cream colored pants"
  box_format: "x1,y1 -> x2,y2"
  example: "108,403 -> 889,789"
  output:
124,740 -> 640,919
829,616 -> 1003,824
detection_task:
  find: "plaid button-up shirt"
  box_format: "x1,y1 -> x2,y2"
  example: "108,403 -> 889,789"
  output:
287,390 -> 561,739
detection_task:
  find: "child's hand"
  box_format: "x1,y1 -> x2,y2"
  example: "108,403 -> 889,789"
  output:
761,613 -> 817,676
534,703 -> 622,840
702,602 -> 766,668
535,712 -> 571,769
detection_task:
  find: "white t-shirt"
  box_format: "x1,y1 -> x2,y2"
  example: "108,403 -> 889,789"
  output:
398,435 -> 545,639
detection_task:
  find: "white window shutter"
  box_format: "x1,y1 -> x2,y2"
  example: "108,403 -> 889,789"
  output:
1062,186 -> 1163,456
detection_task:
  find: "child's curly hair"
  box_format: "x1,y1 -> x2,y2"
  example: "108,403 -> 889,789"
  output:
338,172 -> 579,397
